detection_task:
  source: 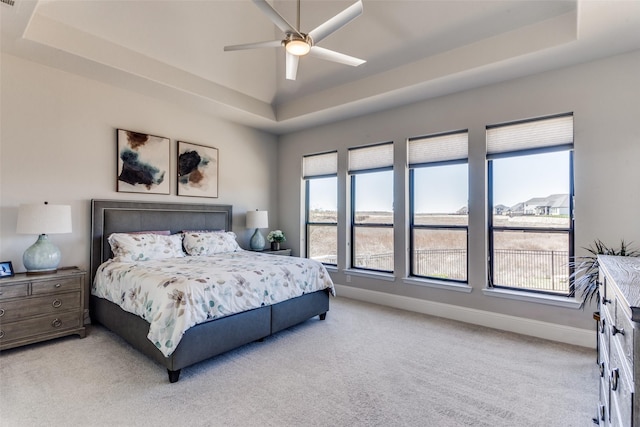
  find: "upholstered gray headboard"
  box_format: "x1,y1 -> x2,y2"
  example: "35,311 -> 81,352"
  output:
90,199 -> 232,281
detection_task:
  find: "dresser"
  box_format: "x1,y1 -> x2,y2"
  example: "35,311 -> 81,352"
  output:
597,255 -> 640,426
0,268 -> 86,350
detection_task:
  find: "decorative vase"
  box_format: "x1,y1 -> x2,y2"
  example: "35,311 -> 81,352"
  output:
250,228 -> 265,251
23,234 -> 62,274
271,242 -> 280,251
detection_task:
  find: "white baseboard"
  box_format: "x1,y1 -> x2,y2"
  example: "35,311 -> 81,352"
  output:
334,284 -> 595,349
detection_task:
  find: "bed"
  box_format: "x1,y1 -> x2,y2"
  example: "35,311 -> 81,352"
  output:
90,199 -> 333,383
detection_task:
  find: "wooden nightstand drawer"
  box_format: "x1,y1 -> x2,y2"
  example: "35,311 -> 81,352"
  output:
0,268 -> 86,351
0,283 -> 29,300
32,276 -> 82,295
0,292 -> 81,322
0,311 -> 82,345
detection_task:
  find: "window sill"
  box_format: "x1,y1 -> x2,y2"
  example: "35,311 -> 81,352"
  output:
323,265 -> 338,273
342,268 -> 395,282
403,277 -> 473,293
482,288 -> 582,309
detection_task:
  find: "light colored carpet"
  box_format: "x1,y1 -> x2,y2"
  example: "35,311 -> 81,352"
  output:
0,297 -> 596,426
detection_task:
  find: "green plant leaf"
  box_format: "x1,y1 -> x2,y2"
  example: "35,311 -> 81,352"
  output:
569,239 -> 638,309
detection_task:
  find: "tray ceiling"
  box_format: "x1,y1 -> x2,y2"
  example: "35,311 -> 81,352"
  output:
2,0 -> 640,134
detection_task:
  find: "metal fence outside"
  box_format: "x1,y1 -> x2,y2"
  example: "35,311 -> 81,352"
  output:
313,248 -> 569,293
492,249 -> 569,292
353,253 -> 394,271
413,249 -> 467,281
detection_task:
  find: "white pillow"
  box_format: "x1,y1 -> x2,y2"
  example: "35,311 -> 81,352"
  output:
182,231 -> 241,256
108,233 -> 185,262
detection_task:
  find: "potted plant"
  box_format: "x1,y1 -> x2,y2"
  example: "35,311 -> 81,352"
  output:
267,230 -> 286,251
569,239 -> 639,309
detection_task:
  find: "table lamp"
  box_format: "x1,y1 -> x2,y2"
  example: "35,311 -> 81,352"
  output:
17,202 -> 72,274
246,210 -> 268,251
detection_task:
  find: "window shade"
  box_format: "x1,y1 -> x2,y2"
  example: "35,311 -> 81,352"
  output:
408,131 -> 468,166
348,142 -> 393,172
303,151 -> 337,178
487,114 -> 573,155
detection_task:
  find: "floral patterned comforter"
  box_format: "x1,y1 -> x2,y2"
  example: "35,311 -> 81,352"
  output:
92,251 -> 335,357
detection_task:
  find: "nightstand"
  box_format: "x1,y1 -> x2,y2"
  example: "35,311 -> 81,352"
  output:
0,267 -> 86,350
261,249 -> 292,256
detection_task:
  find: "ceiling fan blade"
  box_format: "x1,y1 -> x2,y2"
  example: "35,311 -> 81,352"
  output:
252,0 -> 298,34
309,46 -> 366,67
285,52 -> 299,80
224,40 -> 282,52
308,0 -> 363,45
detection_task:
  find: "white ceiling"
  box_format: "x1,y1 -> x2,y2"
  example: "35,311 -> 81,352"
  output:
2,0 -> 640,134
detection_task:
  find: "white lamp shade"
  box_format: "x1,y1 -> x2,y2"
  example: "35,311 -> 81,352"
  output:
17,204 -> 72,235
246,210 -> 268,229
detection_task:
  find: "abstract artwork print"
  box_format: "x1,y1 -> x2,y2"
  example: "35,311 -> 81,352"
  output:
117,129 -> 170,194
177,141 -> 219,198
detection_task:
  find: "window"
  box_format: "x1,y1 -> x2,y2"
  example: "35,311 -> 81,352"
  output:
349,142 -> 394,272
304,152 -> 338,265
487,114 -> 574,295
409,130 -> 468,282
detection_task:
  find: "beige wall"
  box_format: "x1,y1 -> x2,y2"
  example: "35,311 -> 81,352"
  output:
0,53 -> 278,272
278,50 -> 640,332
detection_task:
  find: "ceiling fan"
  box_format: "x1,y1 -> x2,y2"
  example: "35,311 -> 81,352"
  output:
224,0 -> 366,81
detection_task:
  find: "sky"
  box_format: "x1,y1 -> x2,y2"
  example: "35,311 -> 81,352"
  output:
308,150 -> 570,213
492,150 -> 570,208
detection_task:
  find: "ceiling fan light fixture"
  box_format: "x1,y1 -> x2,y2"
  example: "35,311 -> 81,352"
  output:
285,38 -> 311,56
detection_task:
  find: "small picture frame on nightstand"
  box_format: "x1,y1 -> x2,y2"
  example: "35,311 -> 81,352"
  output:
0,261 -> 14,278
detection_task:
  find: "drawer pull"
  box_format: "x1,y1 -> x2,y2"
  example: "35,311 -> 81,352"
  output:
593,403 -> 606,424
599,362 -> 605,378
602,297 -> 611,305
51,319 -> 62,328
600,318 -> 606,334
0,308 -> 4,317
611,325 -> 624,336
54,283 -> 62,288
0,330 -> 4,339
611,368 -> 619,391
52,299 -> 62,308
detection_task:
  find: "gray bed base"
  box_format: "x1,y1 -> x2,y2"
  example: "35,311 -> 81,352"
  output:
90,199 -> 329,383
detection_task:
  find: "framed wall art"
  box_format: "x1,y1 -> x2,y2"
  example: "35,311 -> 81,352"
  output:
177,141 -> 219,198
117,129 -> 170,194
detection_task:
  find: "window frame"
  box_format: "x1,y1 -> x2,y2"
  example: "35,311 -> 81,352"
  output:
350,171 -> 394,273
407,129 -> 469,283
409,158 -> 469,283
348,142 -> 394,274
305,177 -> 338,266
303,151 -> 338,266
487,114 -> 575,296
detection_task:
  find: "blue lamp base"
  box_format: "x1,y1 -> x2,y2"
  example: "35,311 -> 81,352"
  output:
250,229 -> 265,251
23,234 -> 61,275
